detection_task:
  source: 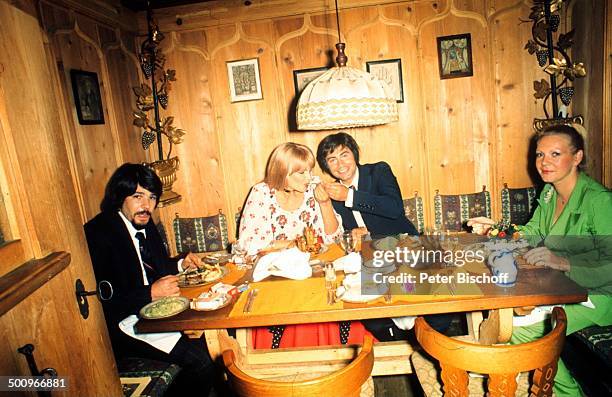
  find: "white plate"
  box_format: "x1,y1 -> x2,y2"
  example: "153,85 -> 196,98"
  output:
339,282 -> 389,303
139,296 -> 190,319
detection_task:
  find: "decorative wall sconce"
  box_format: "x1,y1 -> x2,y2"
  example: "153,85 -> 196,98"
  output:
523,0 -> 585,130
133,5 -> 184,206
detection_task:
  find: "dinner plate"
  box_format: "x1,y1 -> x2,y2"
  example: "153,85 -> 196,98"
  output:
140,296 -> 190,319
339,282 -> 389,303
191,293 -> 232,311
178,266 -> 228,288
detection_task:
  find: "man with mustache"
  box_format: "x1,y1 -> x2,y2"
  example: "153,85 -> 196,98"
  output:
84,163 -> 214,395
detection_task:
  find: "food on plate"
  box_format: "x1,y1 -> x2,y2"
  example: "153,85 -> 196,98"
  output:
179,263 -> 224,287
295,225 -> 322,254
141,297 -> 188,318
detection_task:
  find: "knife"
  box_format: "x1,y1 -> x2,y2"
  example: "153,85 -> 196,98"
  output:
243,289 -> 259,313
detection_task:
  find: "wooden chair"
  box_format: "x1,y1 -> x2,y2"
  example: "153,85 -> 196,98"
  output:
222,334 -> 375,397
173,210 -> 230,254
433,186 -> 491,232
403,191 -> 425,234
411,307 -> 567,397
500,183 -> 537,225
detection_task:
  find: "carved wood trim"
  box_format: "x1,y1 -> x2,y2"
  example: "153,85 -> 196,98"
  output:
0,251 -> 71,316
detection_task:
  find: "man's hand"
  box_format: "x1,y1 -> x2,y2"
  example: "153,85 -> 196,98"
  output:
466,217 -> 495,235
151,275 -> 180,300
523,247 -> 570,271
181,252 -> 203,272
314,183 -> 331,204
321,182 -> 349,202
351,227 -> 369,242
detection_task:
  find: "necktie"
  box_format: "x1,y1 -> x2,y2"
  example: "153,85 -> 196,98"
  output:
135,232 -> 155,283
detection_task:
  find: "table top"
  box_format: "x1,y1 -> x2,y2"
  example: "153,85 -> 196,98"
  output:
137,237 -> 587,334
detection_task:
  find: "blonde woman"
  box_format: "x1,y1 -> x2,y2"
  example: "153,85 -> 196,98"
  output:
238,143 -> 373,349
237,142 -> 342,255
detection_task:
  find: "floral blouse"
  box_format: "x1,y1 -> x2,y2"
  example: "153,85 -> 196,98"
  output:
237,182 -> 343,255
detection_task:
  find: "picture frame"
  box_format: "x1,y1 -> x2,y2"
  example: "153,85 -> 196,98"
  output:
292,67 -> 329,96
366,59 -> 404,102
70,69 -> 105,125
226,58 -> 263,102
436,33 -> 473,79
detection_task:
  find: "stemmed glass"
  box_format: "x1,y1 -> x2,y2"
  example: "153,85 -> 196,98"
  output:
325,263 -> 337,304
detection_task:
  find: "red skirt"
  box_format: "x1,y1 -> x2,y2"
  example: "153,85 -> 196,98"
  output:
252,321 -> 374,349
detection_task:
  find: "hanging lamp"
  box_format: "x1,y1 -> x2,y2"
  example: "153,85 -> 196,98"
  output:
296,0 -> 398,130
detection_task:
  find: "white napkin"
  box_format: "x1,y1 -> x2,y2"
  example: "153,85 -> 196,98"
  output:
392,316 -> 416,330
333,252 -> 362,273
252,247 -> 312,282
119,315 -> 181,354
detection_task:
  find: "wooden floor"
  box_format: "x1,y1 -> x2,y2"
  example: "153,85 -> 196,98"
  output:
374,374 -> 424,396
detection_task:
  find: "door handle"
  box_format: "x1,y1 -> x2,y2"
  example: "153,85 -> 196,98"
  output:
75,278 -> 112,319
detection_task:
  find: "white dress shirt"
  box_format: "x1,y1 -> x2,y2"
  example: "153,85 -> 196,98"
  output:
342,169 -> 366,228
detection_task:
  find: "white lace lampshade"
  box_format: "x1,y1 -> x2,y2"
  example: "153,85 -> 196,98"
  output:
297,65 -> 398,130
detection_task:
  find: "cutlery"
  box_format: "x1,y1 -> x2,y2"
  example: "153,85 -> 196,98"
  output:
243,288 -> 259,313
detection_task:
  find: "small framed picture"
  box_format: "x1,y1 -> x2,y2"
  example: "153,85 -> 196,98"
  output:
226,58 -> 263,102
437,33 -> 473,79
70,69 -> 105,124
366,59 -> 404,102
293,67 -> 329,96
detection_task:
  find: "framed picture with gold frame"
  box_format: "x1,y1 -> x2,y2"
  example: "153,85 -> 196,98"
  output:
436,33 -> 473,79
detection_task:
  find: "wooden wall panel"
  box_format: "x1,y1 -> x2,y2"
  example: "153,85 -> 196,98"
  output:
137,0 -> 606,237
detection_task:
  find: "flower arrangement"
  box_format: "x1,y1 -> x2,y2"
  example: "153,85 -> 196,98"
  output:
487,221 -> 522,240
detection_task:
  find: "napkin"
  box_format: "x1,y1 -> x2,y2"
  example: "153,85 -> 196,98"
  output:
333,252 -> 362,273
119,315 -> 181,354
252,247 -> 312,282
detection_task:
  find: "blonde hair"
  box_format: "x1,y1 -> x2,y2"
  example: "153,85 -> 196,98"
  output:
265,143 -> 315,190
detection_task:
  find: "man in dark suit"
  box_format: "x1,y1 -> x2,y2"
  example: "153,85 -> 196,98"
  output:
316,133 -> 452,340
316,132 -> 417,237
84,163 -> 214,395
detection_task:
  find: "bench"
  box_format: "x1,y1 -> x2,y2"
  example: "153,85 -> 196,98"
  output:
118,357 -> 181,397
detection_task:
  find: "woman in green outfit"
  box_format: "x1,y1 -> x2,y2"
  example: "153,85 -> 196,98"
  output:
469,124 -> 612,397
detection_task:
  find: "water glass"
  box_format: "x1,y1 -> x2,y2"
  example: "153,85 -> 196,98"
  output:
325,263 -> 337,304
339,231 -> 355,254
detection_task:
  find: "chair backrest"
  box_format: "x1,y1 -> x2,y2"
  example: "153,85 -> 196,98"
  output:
155,221 -> 170,254
414,307 -> 567,396
501,183 -> 537,225
173,210 -> 230,254
434,186 -> 491,232
403,191 -> 425,234
222,335 -> 374,397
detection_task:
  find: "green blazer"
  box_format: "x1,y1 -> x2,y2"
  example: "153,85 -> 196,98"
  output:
521,173 -> 612,296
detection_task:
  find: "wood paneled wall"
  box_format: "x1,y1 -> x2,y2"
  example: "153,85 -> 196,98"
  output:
129,0 -> 606,244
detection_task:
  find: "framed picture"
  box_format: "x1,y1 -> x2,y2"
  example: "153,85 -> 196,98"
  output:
437,33 -> 473,79
292,67 -> 329,96
366,59 -> 404,102
70,69 -> 105,124
226,58 -> 263,102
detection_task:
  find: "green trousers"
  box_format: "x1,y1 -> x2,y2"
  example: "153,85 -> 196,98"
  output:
510,295 -> 612,397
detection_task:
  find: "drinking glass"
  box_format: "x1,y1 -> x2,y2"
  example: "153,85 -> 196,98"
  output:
339,231 -> 355,254
325,263 -> 337,304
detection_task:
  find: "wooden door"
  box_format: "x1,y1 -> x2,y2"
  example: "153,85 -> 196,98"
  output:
0,1 -> 121,395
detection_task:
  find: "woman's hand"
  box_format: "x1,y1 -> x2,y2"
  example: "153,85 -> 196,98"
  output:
321,182 -> 349,202
466,217 -> 495,235
523,246 -> 570,271
151,275 -> 180,300
181,252 -> 203,272
314,183 -> 332,204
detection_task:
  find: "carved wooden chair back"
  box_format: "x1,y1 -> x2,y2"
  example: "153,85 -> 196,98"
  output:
433,185 -> 491,232
414,307 -> 567,397
222,335 -> 374,397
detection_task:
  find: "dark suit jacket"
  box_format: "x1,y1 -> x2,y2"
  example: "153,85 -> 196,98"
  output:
331,162 -> 418,236
84,211 -> 178,354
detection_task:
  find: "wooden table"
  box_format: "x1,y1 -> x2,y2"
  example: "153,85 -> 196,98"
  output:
136,239 -> 587,377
